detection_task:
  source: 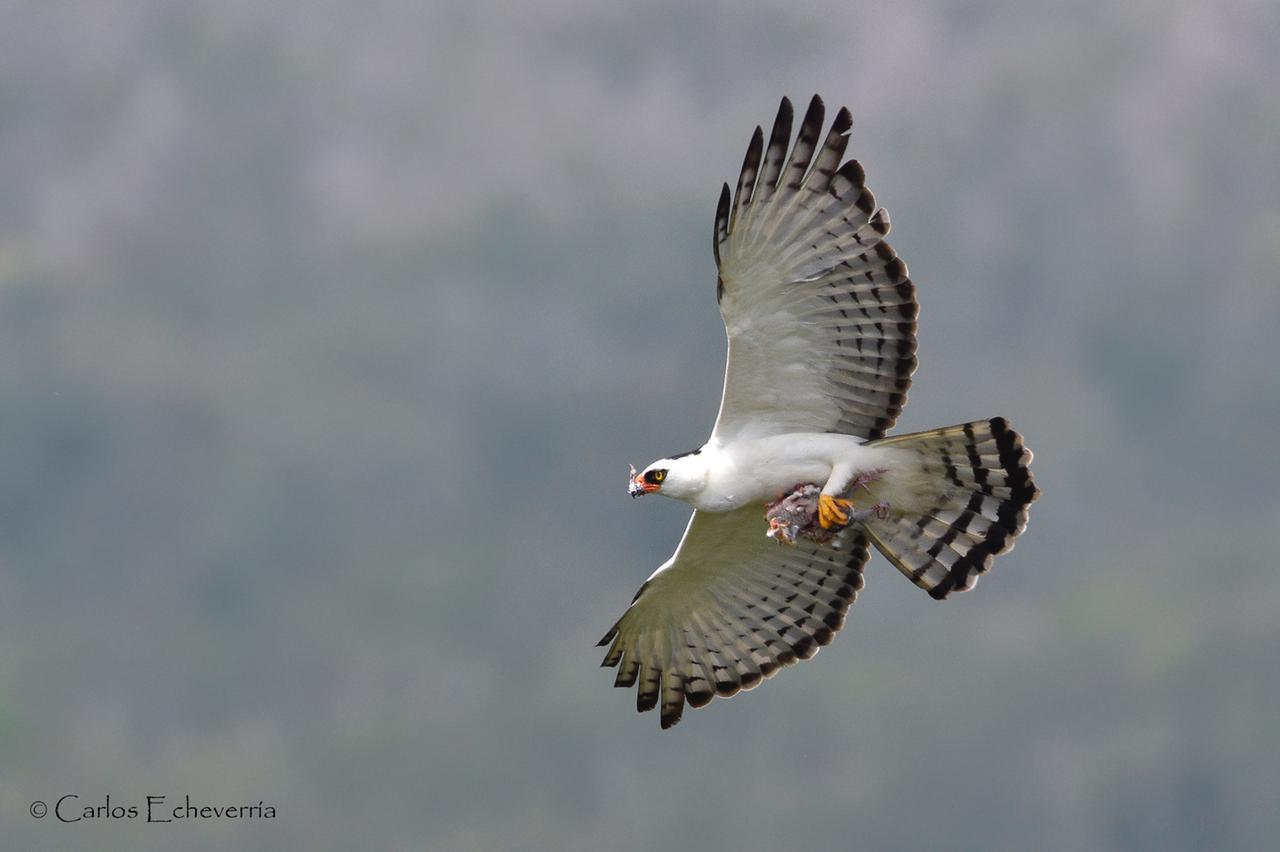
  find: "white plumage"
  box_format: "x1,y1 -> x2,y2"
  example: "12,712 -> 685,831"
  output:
601,96 -> 1040,729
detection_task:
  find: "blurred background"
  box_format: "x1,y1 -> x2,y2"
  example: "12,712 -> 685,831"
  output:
2,2 -> 1278,849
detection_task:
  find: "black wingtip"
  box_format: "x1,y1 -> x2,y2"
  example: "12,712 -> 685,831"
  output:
731,127 -> 764,229
869,207 -> 891,236
772,97 -> 794,145
800,95 -> 825,136
833,105 -> 853,134
713,182 -> 731,266
841,159 -> 865,182
803,96 -> 824,129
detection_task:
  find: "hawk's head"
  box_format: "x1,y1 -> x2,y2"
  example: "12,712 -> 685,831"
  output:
629,463 -> 667,497
628,452 -> 706,501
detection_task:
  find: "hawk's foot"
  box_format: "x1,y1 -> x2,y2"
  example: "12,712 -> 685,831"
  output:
819,495 -> 891,530
844,501 -> 892,523
818,494 -> 854,529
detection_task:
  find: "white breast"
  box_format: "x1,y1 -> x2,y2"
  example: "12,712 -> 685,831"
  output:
691,433 -> 885,512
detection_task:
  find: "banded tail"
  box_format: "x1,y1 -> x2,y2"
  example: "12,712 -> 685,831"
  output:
866,418 -> 1039,599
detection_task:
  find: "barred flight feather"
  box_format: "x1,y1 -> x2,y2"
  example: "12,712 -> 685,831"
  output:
712,95 -> 918,442
597,507 -> 869,729
865,418 -> 1040,599
749,96 -> 794,215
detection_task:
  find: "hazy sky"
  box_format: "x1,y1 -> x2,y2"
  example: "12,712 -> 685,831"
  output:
2,3 -> 1278,850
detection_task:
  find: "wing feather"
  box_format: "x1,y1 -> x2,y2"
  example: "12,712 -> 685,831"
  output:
730,126 -> 764,235
781,96 -> 825,194
756,97 -> 794,201
711,95 -> 918,442
598,507 -> 870,729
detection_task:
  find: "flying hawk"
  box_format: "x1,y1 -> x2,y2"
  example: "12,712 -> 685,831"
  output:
600,95 -> 1040,729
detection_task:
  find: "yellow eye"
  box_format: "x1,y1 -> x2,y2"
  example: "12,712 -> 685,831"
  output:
654,470 -> 666,482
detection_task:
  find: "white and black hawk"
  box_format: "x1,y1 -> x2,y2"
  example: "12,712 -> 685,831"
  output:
600,95 -> 1039,729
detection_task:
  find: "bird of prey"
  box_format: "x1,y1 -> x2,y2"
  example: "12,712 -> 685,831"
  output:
598,95 -> 1040,729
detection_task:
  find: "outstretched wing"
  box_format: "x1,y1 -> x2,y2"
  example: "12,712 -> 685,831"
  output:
711,95 -> 918,443
597,507 -> 871,729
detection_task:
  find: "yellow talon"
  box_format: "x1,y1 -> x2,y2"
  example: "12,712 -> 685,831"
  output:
818,494 -> 853,529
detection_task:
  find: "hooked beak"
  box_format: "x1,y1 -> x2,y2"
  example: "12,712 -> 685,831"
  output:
628,464 -> 658,498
